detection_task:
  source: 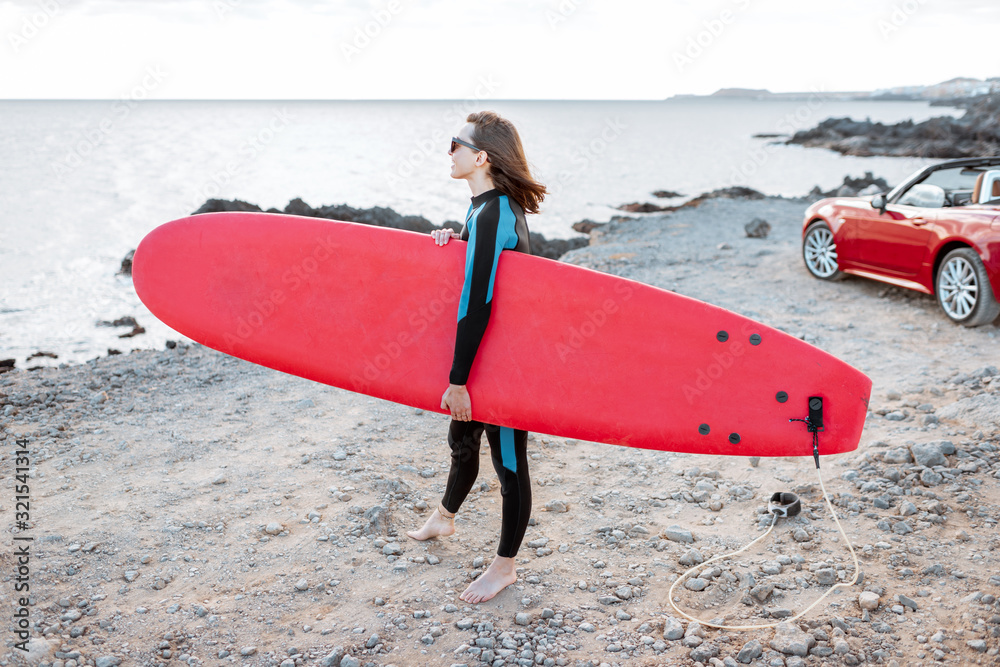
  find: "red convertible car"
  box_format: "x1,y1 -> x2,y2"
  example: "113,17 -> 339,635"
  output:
802,157 -> 1000,327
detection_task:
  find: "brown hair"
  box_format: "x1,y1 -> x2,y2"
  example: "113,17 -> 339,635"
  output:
467,111 -> 547,215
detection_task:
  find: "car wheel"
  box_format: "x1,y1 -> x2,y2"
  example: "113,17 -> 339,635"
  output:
936,248 -> 1000,327
802,221 -> 843,280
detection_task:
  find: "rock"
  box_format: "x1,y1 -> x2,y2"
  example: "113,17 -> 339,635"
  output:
16,638 -> 54,664
968,639 -> 987,653
788,96 -> 1000,159
679,549 -> 704,566
653,189 -> 684,198
663,525 -> 694,543
883,447 -> 913,464
684,578 -> 709,591
792,528 -> 811,542
572,219 -> 606,234
910,442 -> 948,467
515,612 -> 531,626
264,522 -> 284,535
920,468 -> 943,486
95,658 -> 121,667
750,583 -> 774,602
340,657 -> 360,667
858,591 -> 880,611
815,568 -> 837,586
294,578 -> 309,591
382,542 -> 402,556
195,198 -> 585,260
737,639 -> 763,663
744,218 -> 771,239
899,501 -> 918,517
544,500 -> 568,513
689,643 -> 719,662
769,622 -> 816,657
663,616 -> 685,640
240,647 -> 258,656
118,249 -> 135,275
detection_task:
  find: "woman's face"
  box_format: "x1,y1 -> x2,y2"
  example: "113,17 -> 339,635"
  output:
449,122 -> 485,180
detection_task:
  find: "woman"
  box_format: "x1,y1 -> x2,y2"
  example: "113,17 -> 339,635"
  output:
406,111 -> 546,604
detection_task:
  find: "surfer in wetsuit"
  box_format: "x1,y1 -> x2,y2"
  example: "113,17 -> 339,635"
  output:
406,111 -> 546,604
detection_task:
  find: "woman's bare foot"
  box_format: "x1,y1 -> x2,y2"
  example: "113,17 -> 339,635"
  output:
460,555 -> 517,604
406,507 -> 455,541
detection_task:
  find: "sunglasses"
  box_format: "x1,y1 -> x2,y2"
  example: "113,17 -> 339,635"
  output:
450,136 -> 482,154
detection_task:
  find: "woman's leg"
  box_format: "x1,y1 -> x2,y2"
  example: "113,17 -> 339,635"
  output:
408,419 -> 484,541
459,424 -> 530,603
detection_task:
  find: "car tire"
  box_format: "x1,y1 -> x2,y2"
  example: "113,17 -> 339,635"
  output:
936,248 -> 1000,327
802,221 -> 843,281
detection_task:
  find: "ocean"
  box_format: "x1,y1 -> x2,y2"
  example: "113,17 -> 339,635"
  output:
0,98 -> 959,366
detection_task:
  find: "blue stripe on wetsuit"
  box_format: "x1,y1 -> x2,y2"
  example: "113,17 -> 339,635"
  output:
450,191 -> 521,385
499,425 -> 517,472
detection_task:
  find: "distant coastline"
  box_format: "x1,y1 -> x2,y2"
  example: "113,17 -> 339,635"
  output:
668,75 -> 999,102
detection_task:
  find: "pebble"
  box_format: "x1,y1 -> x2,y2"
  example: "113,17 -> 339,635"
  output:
663,616 -> 684,640
737,639 -> 763,663
679,549 -> 704,566
769,622 -> 815,657
663,525 -> 694,543
911,441 -> 950,467
858,591 -> 880,610
684,578 -> 709,591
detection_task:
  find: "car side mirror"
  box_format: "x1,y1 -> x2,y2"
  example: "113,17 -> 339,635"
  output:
870,193 -> 887,214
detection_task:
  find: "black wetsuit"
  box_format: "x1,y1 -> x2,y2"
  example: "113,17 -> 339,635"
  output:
442,188 -> 532,559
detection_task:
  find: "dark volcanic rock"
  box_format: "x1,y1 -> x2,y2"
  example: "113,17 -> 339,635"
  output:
189,198 -> 587,261
744,218 -> 771,239
616,202 -> 675,213
809,172 -> 890,199
787,94 -> 1000,158
685,186 -> 766,205
97,316 -> 139,328
528,232 -> 588,260
652,189 -> 684,198
118,249 -> 134,276
192,199 -> 264,215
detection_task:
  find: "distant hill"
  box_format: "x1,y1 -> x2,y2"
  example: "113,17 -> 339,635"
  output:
669,76 -> 1000,102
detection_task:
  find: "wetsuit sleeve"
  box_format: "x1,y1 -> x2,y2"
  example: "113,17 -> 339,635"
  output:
450,200 -> 508,385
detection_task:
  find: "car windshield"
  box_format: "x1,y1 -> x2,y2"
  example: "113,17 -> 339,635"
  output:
921,167 -> 984,191
893,164 -> 1000,206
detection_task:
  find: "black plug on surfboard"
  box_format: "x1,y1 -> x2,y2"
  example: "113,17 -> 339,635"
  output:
808,396 -> 823,469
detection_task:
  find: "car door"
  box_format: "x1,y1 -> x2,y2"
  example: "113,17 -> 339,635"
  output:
856,185 -> 939,277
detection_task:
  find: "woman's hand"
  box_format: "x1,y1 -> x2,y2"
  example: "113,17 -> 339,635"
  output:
431,228 -> 462,246
441,384 -> 472,421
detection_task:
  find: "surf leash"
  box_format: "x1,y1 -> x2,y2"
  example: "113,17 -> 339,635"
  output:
667,397 -> 860,631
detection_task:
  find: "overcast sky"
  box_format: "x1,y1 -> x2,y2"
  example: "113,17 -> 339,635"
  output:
1,0 -> 997,99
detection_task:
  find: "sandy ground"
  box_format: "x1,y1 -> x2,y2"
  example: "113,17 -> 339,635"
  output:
2,195 -> 999,667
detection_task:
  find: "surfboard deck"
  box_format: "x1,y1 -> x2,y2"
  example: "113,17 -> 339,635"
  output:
133,212 -> 872,457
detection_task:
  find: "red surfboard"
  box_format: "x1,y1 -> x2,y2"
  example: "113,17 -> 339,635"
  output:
133,212 -> 871,457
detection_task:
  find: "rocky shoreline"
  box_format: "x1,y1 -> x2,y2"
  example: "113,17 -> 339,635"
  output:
190,198 -> 588,262
785,94 -> 1000,158
2,191 -> 999,667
